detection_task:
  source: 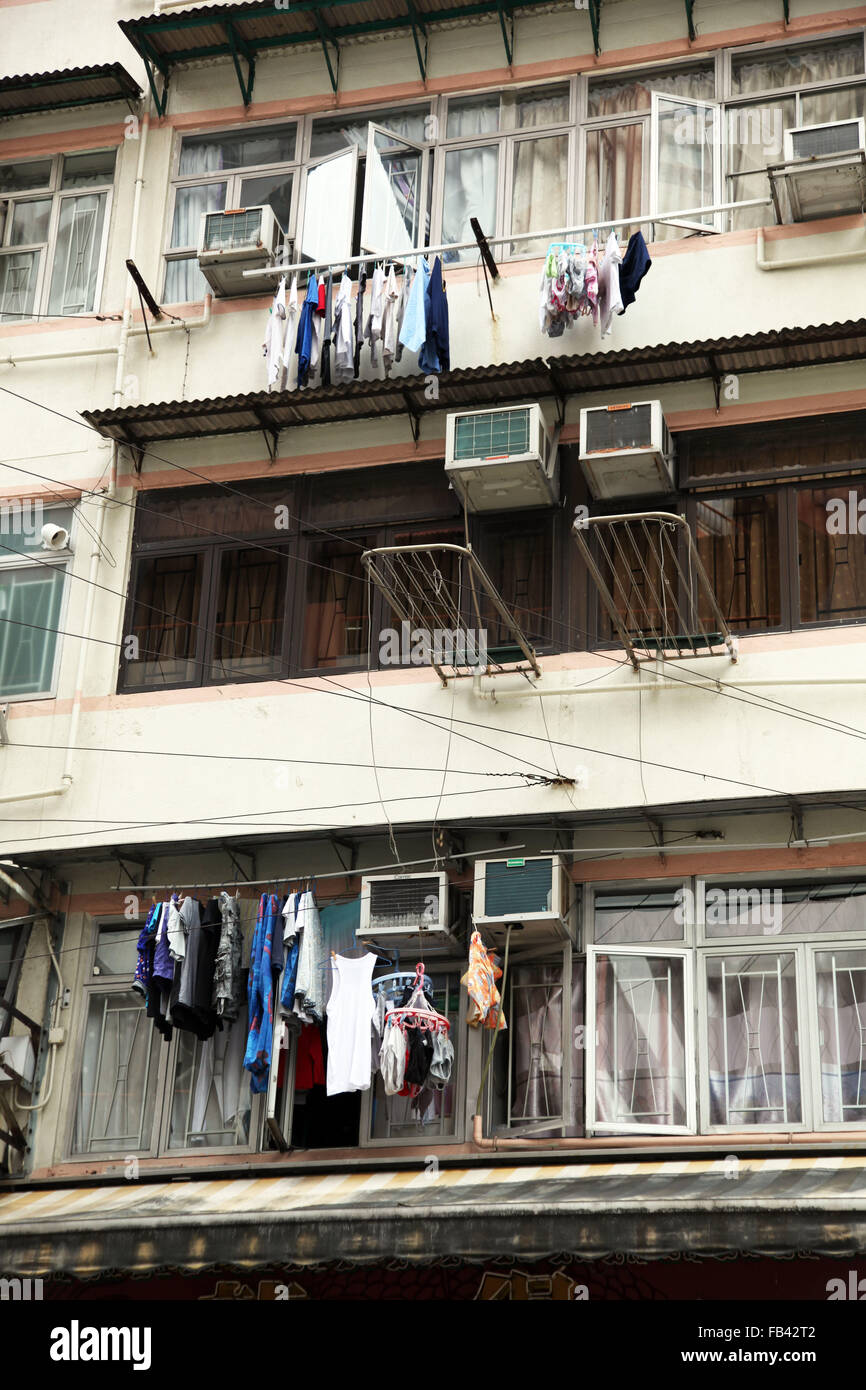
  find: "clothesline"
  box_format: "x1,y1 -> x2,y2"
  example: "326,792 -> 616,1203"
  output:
243,195 -> 775,283
118,843 -> 526,894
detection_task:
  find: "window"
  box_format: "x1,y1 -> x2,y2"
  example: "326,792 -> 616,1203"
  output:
578,878 -> 866,1136
440,84 -> 570,261
119,467 -> 465,691
0,504 -> 73,698
681,410 -> 866,633
164,123 -> 298,302
0,151 -> 115,321
71,921 -> 254,1158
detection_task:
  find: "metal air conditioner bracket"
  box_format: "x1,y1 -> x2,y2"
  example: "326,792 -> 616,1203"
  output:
362,542 -> 541,685
572,512 -> 738,669
0,706 -> 8,746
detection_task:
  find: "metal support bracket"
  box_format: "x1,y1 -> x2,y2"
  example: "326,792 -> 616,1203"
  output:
783,0 -> 789,22
253,410 -> 279,460
313,13 -> 340,94
0,705 -> 8,746
113,854 -> 151,889
224,846 -> 255,883
225,20 -> 256,107
330,837 -> 359,873
406,0 -> 429,82
496,1 -> 514,66
706,351 -> 722,412
588,0 -> 602,57
546,363 -> 568,430
138,36 -> 171,117
684,0 -> 696,41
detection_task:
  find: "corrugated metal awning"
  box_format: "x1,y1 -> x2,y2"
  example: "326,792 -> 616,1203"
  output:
81,319 -> 866,453
119,1 -> 567,109
3,1154 -> 866,1276
0,64 -> 142,118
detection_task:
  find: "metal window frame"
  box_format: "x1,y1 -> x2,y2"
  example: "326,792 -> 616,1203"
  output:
696,873 -> 866,948
586,941 -> 696,1137
721,26 -> 866,102
587,878 -> 692,949
489,941 -> 574,1138
805,939 -> 866,1133
697,941 -> 811,1134
0,501 -> 75,703
0,151 -> 115,322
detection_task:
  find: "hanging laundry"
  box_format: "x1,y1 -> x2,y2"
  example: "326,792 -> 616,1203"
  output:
295,273 -> 319,388
293,889 -> 329,1024
325,951 -> 378,1096
418,255 -> 449,375
244,892 -> 279,1092
394,266 -> 413,364
381,265 -> 400,374
191,1006 -> 248,1139
353,262 -> 368,378
280,889 -> 302,1016
598,229 -> 624,339
213,889 -> 243,1022
332,272 -> 355,384
132,902 -> 159,1002
320,270 -> 334,387
428,1028 -> 454,1091
462,930 -> 507,1031
167,895 -> 185,962
263,276 -> 287,388
284,273 -> 299,389
618,230 -> 652,314
295,1023 -> 326,1091
172,897 -> 220,1041
401,1025 -> 434,1091
364,264 -> 386,368
398,256 -> 429,356
309,280 -> 326,381
379,1018 -> 407,1096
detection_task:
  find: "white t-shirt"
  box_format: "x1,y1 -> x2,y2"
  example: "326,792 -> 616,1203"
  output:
598,231 -> 624,339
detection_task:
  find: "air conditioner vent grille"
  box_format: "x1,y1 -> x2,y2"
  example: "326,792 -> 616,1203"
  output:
790,124 -> 861,160
585,404 -> 653,453
368,875 -> 442,931
453,408 -> 530,461
483,860 -> 553,916
203,208 -> 264,251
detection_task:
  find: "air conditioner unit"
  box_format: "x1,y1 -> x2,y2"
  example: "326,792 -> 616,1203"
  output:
445,404 -> 559,513
579,401 -> 674,500
770,120 -> 866,222
197,205 -> 284,296
473,855 -> 575,943
358,871 -> 454,950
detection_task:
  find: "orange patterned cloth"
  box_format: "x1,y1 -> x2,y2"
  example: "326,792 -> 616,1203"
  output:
462,930 -> 507,1031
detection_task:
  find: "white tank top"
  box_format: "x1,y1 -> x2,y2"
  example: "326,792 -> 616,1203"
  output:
325,952 -> 377,1096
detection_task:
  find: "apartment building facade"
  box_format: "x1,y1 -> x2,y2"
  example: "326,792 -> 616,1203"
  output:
0,0 -> 865,1301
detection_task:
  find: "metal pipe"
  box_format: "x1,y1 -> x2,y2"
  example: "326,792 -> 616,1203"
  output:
471,1113 -> 866,1151
756,222 -> 866,270
244,197 -> 775,280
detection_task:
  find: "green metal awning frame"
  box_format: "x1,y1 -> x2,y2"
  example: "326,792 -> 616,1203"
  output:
119,0 -> 596,113
0,63 -> 141,119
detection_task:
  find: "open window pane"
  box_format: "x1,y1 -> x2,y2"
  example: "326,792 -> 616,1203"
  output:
300,147 -> 357,265
169,1007 -> 251,1148
361,126 -> 424,256
593,951 -> 690,1130
125,553 -> 204,687
798,483 -> 866,624
815,949 -> 866,1125
694,494 -> 782,632
210,547 -> 288,681
705,952 -> 802,1126
47,192 -> 107,315
651,94 -> 720,237
511,134 -> 567,255
0,249 -> 40,322
442,145 -> 498,264
0,563 -> 64,696
73,991 -> 159,1153
585,124 -> 644,238
302,538 -> 368,669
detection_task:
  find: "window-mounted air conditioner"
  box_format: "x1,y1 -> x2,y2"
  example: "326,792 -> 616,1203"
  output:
197,205 -> 285,297
771,119 -> 866,222
445,404 -> 559,513
473,855 -> 575,943
358,871 -> 454,949
579,401 -> 674,500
